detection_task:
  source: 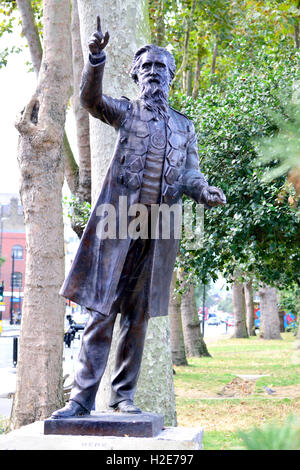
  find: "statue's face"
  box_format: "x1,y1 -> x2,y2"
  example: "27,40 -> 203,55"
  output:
136,51 -> 171,92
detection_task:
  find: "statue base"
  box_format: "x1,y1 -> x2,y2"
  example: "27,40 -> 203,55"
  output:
0,418 -> 203,450
44,411 -> 164,438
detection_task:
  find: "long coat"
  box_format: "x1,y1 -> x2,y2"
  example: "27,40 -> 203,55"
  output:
60,56 -> 209,317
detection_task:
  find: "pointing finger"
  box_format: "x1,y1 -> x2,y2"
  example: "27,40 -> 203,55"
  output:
97,15 -> 101,32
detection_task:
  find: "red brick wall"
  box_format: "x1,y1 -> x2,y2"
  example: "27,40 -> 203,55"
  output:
0,232 -> 26,321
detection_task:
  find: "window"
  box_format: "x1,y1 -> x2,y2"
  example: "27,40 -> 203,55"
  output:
12,245 -> 23,260
11,272 -> 22,288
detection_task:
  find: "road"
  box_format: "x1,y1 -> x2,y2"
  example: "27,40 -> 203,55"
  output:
203,321 -> 233,338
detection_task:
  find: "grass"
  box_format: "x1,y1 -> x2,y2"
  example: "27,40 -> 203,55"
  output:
173,333 -> 300,450
0,417 -> 9,435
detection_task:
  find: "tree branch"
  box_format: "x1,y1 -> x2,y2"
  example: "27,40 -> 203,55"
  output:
71,0 -> 91,203
16,0 -> 42,76
16,0 -> 81,196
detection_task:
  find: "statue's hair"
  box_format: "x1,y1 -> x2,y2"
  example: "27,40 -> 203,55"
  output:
130,44 -> 176,84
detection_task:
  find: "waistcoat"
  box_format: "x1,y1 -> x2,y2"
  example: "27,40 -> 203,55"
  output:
139,117 -> 167,205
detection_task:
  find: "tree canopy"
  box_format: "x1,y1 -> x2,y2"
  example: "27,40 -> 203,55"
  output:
1,0 -> 300,289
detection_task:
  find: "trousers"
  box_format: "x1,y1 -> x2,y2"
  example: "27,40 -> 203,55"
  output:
69,234 -> 153,411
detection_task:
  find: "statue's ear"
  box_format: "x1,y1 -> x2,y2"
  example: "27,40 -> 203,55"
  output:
129,67 -> 139,84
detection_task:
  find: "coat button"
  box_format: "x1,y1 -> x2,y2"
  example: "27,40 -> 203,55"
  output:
120,155 -> 126,165
120,136 -> 128,144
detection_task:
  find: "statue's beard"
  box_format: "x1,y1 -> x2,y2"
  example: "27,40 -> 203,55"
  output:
139,79 -> 169,120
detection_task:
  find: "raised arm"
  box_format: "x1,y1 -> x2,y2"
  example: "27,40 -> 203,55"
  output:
80,15 -> 129,130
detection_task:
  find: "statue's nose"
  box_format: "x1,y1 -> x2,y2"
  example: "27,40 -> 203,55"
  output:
150,64 -> 156,75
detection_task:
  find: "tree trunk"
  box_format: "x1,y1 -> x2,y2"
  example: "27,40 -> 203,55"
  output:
77,0 -> 150,201
294,1 -> 300,49
11,0 -> 72,429
232,280 -> 248,338
71,0 -> 91,205
180,278 -> 211,357
259,286 -> 282,340
153,0 -> 165,47
169,272 -> 187,366
210,40 -> 218,84
296,322 -> 300,350
182,0 -> 196,94
16,0 -> 90,214
244,280 -> 256,336
192,41 -> 203,100
77,0 -> 176,426
68,0 -> 92,238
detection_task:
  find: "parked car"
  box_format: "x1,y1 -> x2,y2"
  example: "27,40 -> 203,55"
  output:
207,314 -> 220,326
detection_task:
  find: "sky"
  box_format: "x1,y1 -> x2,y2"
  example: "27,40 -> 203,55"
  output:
0,29 -> 35,194
0,21 -> 76,197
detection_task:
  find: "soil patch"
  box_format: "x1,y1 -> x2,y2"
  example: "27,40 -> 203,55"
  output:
176,380 -> 300,400
218,377 -> 256,397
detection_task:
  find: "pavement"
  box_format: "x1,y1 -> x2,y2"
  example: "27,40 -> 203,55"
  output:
0,320 -> 82,418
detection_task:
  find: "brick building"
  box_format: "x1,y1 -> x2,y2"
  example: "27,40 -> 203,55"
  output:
0,194 -> 26,322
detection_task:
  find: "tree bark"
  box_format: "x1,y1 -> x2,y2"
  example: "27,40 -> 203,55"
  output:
210,40 -> 218,84
244,280 -> 256,336
294,1 -> 300,49
68,0 -> 92,239
16,0 -> 89,209
77,0 -> 176,426
180,276 -> 211,357
71,0 -> 91,205
192,41 -> 204,100
177,0 -> 196,95
232,280 -> 248,338
296,322 -> 300,350
153,0 -> 165,47
77,0 -> 151,201
11,0 -> 72,429
259,286 -> 282,340
169,272 -> 187,366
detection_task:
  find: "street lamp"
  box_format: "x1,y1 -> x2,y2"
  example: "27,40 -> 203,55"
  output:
10,251 -> 15,325
0,205 -> 8,279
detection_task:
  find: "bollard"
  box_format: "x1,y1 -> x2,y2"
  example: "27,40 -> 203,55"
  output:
13,336 -> 18,367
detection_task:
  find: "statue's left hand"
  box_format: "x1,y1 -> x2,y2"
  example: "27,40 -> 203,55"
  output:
201,186 -> 226,207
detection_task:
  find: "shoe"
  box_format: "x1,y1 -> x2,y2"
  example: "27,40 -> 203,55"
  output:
112,400 -> 142,414
51,400 -> 90,419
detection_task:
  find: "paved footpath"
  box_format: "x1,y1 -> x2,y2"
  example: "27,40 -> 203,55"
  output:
0,322 -> 82,418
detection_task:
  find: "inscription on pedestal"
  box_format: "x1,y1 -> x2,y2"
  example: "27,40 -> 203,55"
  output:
44,412 -> 164,438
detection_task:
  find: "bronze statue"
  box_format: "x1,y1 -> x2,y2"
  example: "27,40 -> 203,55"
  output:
51,16 -> 226,418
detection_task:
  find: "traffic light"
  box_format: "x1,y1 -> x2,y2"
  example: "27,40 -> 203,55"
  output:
0,282 -> 3,302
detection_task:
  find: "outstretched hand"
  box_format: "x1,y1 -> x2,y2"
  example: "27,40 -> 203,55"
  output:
201,186 -> 226,207
88,15 -> 110,55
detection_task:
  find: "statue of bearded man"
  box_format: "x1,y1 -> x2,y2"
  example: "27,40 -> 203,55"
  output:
51,16 -> 226,419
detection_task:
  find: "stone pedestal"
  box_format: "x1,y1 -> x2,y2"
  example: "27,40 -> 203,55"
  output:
44,412 -> 164,438
0,419 -> 203,450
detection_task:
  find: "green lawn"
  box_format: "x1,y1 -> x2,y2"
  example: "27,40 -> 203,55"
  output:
173,333 -> 300,450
